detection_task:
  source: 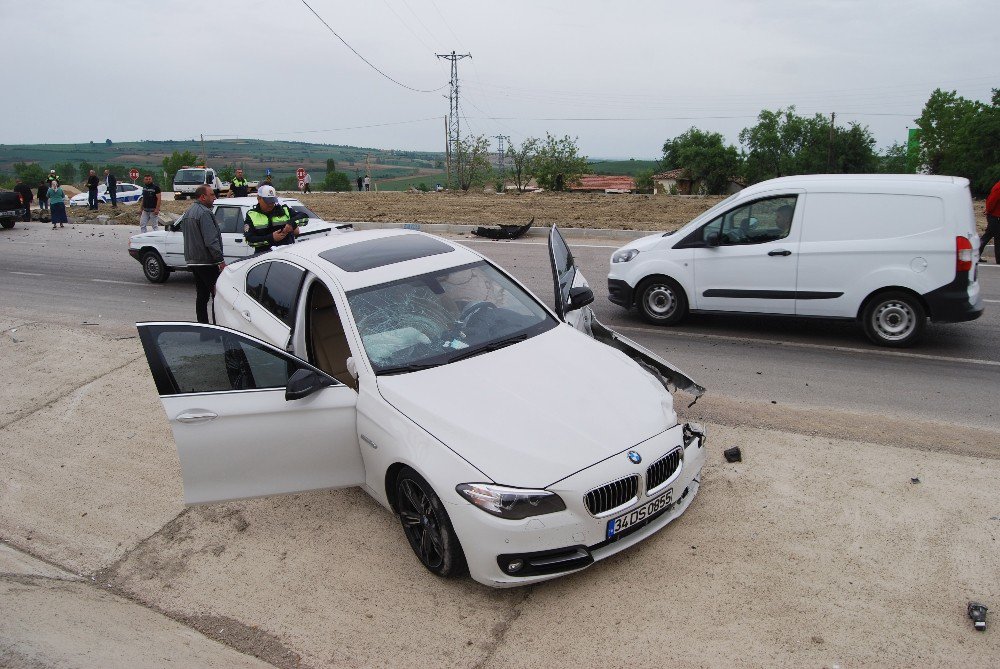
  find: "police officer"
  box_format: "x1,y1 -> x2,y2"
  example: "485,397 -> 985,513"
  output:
230,168 -> 249,197
243,185 -> 306,254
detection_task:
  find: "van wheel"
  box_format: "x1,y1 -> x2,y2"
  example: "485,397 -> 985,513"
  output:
141,251 -> 170,284
862,291 -> 925,347
637,277 -> 688,325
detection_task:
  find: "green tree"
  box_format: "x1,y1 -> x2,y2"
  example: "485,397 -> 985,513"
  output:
633,168 -> 655,194
455,134 -> 493,191
12,162 -> 47,187
533,133 -> 590,191
505,136 -> 539,192
79,161 -> 96,183
323,171 -> 352,191
53,162 -> 76,184
660,127 -> 742,194
161,151 -> 200,179
876,142 -> 909,174
916,88 -> 1000,194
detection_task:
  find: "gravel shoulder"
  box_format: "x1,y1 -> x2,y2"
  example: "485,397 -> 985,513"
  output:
1,318 -> 997,667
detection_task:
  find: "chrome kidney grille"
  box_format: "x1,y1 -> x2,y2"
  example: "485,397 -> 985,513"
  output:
646,447 -> 682,494
584,475 -> 639,517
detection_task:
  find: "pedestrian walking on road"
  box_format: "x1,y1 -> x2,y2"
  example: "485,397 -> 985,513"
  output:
86,170 -> 100,210
981,180 -> 1000,264
363,175 -> 370,192
139,174 -> 161,232
13,178 -> 33,222
36,180 -> 49,211
47,181 -> 67,228
105,169 -> 118,208
183,185 -> 226,324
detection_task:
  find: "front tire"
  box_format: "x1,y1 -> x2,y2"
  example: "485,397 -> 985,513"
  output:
861,291 -> 925,347
636,276 -> 688,325
0,218 -> 15,229
141,251 -> 170,284
395,467 -> 465,577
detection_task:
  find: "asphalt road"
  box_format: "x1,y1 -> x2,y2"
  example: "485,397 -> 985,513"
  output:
2,221 -> 998,432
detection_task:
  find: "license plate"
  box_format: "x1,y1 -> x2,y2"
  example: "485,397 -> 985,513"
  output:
606,488 -> 673,539
0,209 -> 21,217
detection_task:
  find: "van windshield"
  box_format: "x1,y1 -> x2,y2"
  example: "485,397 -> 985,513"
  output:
174,169 -> 207,184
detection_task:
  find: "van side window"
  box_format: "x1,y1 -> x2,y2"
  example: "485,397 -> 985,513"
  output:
687,195 -> 799,247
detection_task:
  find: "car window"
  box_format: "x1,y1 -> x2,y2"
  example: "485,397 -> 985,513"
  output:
246,260 -> 306,327
214,206 -> 243,234
152,328 -> 294,393
347,260 -> 556,374
288,204 -> 318,220
684,195 -> 798,247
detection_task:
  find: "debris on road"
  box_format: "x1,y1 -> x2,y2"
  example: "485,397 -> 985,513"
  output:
967,602 -> 988,631
724,446 -> 742,463
472,217 -> 533,240
911,477 -> 921,484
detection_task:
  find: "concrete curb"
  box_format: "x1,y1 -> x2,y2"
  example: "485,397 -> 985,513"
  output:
348,221 -> 653,241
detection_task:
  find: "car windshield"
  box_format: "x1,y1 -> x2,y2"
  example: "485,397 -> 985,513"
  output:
175,169 -> 207,184
347,260 -> 556,374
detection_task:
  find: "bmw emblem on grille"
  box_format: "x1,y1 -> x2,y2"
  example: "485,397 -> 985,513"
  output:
627,451 -> 642,464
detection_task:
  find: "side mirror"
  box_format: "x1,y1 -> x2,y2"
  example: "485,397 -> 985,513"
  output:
566,286 -> 595,312
705,232 -> 721,247
285,368 -> 331,401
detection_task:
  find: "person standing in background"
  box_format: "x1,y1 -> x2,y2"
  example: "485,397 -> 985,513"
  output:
105,169 -> 118,209
47,181 -> 67,229
182,185 -> 226,324
980,179 -> 1000,264
37,180 -> 49,211
302,170 -> 311,193
86,170 -> 100,210
230,168 -> 249,197
356,175 -> 363,191
13,178 -> 33,222
139,174 -> 161,232
363,175 -> 370,192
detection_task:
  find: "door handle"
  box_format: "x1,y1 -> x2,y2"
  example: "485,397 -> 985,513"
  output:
234,238 -> 243,243
768,249 -> 792,256
176,411 -> 218,424
240,310 -> 252,321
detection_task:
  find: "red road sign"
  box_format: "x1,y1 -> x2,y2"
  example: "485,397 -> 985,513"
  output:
296,168 -> 306,180
129,168 -> 139,180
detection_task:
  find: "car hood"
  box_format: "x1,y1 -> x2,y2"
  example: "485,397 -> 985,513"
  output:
129,230 -> 167,245
375,325 -> 676,488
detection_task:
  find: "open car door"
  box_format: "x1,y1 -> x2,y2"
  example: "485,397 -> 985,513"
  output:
137,322 -> 364,504
547,226 -> 706,400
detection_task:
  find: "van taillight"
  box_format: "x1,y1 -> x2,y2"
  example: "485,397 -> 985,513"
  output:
956,236 -> 973,272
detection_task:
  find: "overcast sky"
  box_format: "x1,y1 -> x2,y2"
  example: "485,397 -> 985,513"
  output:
3,0 -> 996,159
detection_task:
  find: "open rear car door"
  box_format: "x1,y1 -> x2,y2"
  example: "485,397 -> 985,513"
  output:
548,226 -> 706,400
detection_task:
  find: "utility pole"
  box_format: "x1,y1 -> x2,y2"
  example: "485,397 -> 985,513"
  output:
494,135 -> 506,171
827,112 -> 836,171
436,50 -> 471,189
200,133 -> 206,166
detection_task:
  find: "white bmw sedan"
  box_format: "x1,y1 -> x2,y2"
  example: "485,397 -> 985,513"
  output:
137,227 -> 708,587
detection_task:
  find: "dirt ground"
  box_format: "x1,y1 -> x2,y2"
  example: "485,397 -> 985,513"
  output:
52,190 -> 992,234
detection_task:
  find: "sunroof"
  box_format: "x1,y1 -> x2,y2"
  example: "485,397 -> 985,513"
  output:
319,234 -> 455,272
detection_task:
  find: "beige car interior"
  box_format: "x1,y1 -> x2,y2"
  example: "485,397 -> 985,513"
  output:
307,282 -> 357,390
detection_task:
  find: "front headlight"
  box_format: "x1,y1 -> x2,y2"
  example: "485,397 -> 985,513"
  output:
612,248 -> 639,263
456,483 -> 566,520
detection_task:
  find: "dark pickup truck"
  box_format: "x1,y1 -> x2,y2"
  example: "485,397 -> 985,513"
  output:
0,191 -> 28,229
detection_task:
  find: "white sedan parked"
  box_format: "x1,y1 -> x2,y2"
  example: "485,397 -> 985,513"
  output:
137,227 -> 708,587
128,196 -> 352,282
69,183 -> 143,207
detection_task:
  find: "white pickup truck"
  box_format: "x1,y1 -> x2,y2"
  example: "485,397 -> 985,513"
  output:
173,167 -> 224,200
127,197 -> 352,282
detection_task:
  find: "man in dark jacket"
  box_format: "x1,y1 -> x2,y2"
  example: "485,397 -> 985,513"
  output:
104,170 -> 118,208
13,178 -> 33,222
183,185 -> 226,323
230,168 -> 249,197
86,170 -> 100,210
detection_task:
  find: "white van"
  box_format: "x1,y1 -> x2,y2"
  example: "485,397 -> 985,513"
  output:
607,174 -> 983,347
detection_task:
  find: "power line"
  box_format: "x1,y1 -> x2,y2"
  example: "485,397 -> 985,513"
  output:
297,0 -> 446,94
202,116 -> 442,138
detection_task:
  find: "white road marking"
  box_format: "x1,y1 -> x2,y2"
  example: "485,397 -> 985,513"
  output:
9,271 -> 45,276
91,279 -> 146,286
984,299 -> 1000,304
612,324 -> 1000,368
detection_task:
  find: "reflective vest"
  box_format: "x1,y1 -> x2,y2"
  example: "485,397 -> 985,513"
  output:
231,177 -> 248,192
246,205 -> 293,249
